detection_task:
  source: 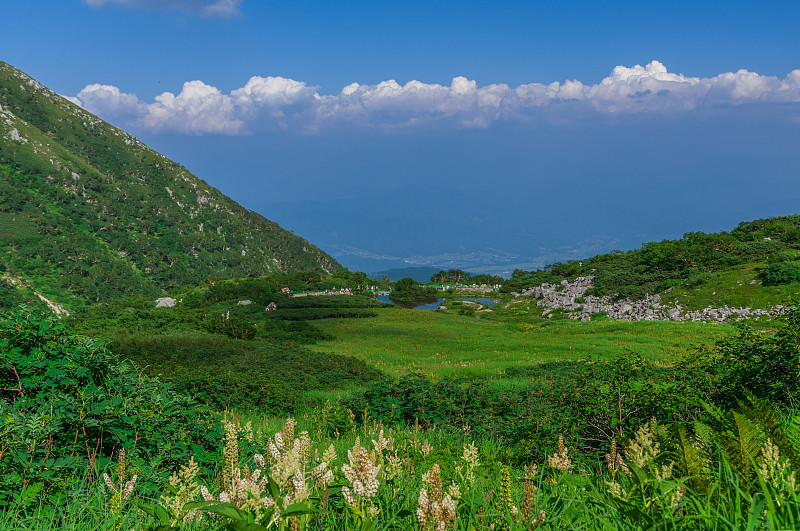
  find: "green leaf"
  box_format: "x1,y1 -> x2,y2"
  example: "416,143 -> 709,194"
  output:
281,503 -> 319,517
266,474 -> 280,500
182,500 -> 217,512
136,502 -> 158,518
154,505 -> 171,526
627,463 -> 649,486
202,503 -> 250,522
224,522 -> 269,531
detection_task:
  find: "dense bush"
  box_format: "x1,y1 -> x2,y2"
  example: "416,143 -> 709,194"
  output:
110,332 -> 383,411
390,277 -> 437,301
704,307 -> 800,406
265,307 -> 379,321
760,260 -> 800,285
345,348 -> 742,466
279,296 -> 391,309
0,306 -> 223,505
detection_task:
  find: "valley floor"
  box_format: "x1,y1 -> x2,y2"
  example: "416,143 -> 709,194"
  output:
308,305 -> 730,382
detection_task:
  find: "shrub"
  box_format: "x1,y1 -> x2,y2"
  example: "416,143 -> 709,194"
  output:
709,307 -> 800,406
0,306 -> 222,503
110,331 -> 383,412
760,260 -> 800,285
390,278 -> 436,301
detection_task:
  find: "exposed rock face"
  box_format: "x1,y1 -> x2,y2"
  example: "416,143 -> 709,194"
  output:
512,276 -> 783,322
155,297 -> 177,308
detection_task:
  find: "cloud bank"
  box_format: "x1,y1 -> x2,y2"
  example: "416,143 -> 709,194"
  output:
71,61 -> 800,135
84,0 -> 241,18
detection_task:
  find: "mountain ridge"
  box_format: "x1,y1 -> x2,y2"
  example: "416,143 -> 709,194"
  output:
0,61 -> 341,310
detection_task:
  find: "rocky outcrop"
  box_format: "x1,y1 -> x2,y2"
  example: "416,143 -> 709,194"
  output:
155,297 -> 177,308
511,276 -> 783,322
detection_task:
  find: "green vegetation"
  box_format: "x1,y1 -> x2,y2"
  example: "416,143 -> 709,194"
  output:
0,307 -> 223,510
69,272 -> 390,411
309,307 -> 728,378
4,305 -> 800,530
505,216 -> 800,302
5,60 -> 800,531
762,260 -> 800,285
389,277 -> 437,301
0,61 -> 341,312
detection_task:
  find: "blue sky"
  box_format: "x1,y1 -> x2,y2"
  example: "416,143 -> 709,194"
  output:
4,1 -> 800,272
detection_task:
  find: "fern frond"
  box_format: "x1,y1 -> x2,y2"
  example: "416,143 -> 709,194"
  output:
783,411 -> 800,466
669,425 -> 710,493
740,390 -> 799,469
701,400 -> 727,431
718,411 -> 765,477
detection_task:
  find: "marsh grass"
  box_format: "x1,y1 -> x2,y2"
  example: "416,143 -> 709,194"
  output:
308,307 -> 731,380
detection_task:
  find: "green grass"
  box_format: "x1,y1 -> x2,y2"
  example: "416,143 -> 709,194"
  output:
308,307 -> 731,380
660,262 -> 800,310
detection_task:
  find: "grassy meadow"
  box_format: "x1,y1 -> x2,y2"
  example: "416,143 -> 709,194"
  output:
4,270 -> 800,530
308,306 -> 731,381
660,261 -> 800,311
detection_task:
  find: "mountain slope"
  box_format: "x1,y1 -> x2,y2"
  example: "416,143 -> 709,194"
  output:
503,216 -> 800,314
0,61 -> 340,309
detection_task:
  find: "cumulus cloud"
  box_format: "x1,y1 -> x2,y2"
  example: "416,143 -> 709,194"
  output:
71,61 -> 800,135
84,0 -> 241,18
76,83 -> 141,119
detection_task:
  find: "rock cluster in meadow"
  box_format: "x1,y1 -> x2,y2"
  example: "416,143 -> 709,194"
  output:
510,276 -> 783,322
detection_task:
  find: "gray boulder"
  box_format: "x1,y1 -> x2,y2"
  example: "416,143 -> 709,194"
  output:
155,297 -> 177,308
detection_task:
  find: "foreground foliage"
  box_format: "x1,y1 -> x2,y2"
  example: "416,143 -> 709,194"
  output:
4,404 -> 800,530
3,306 -> 800,529
0,306 -> 223,510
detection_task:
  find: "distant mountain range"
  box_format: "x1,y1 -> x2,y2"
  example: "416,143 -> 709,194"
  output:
260,184 -> 651,274
367,267 -> 444,283
0,61 -> 340,311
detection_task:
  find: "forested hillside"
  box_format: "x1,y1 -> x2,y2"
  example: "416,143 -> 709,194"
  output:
0,61 -> 340,310
505,216 -> 800,302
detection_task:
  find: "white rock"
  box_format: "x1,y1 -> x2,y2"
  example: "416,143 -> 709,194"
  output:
155,297 -> 177,308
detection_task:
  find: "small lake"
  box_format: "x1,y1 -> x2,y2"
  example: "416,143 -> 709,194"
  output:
375,296 -> 499,310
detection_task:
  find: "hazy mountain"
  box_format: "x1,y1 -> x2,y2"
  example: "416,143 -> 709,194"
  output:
260,184 -> 651,273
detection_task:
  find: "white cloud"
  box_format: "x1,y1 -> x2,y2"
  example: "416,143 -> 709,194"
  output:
84,0 -> 241,18
72,61 -> 800,135
143,81 -> 242,134
76,83 -> 140,119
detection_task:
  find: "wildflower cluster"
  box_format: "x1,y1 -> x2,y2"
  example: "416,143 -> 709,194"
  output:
625,420 -> 661,469
160,457 -> 210,526
341,437 -> 381,516
546,435 -> 572,474
417,463 -> 457,531
757,438 -> 797,497
604,439 -> 630,476
456,442 -> 480,487
497,465 -> 516,530
101,448 -> 137,525
520,461 -> 547,530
